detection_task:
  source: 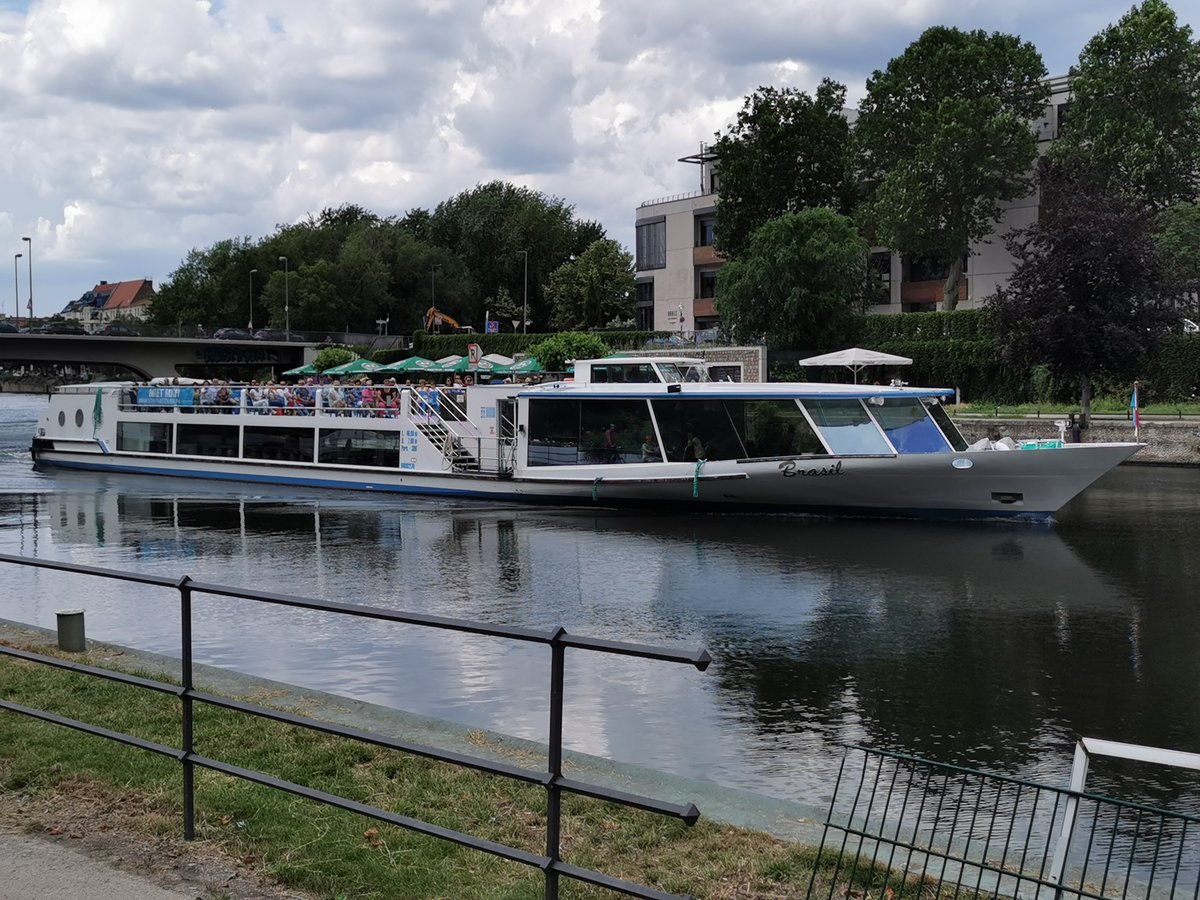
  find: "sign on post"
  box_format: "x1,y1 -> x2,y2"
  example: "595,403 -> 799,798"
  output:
467,343 -> 482,365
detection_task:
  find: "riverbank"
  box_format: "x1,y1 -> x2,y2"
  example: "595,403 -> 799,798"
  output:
955,416 -> 1200,465
0,618 -> 832,899
0,378 -> 61,394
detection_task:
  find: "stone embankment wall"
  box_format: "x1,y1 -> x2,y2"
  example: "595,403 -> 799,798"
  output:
0,378 -> 60,394
955,417 -> 1200,465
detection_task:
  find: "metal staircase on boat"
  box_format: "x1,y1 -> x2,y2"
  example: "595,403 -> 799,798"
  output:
410,390 -> 481,472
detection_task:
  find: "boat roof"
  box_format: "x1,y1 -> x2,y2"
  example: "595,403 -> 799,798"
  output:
518,380 -> 954,400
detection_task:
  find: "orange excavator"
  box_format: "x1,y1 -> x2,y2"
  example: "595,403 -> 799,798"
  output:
424,306 -> 461,333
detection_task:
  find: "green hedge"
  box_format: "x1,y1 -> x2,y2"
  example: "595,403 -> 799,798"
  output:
1145,335 -> 1200,402
412,330 -> 671,360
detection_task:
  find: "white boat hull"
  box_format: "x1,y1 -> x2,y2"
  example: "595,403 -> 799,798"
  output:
31,440 -> 1140,519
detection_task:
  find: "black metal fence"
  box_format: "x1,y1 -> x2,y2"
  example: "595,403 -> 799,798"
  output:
0,553 -> 710,900
808,745 -> 1200,899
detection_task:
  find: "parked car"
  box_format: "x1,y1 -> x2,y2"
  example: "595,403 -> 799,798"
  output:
95,323 -> 139,336
252,328 -> 290,341
0,321 -> 18,334
213,327 -> 254,340
36,321 -> 88,335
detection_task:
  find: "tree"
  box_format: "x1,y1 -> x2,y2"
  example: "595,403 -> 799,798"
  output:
429,182 -> 603,331
483,286 -> 520,331
546,240 -> 635,331
1052,0 -> 1200,208
714,208 -> 869,349
988,161 -> 1179,423
711,81 -> 855,259
149,238 -> 256,329
313,346 -> 355,372
526,332 -> 611,371
856,27 -> 1048,310
1155,202 -> 1200,312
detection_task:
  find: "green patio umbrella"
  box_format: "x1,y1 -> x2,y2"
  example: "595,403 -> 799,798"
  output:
322,358 -> 385,376
381,356 -> 438,373
430,356 -> 505,373
283,363 -> 317,376
501,357 -> 543,374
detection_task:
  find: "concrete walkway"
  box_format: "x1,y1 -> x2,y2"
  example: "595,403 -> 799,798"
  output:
0,829 -> 194,900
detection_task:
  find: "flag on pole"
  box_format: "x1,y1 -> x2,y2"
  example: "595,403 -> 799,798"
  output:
1130,381 -> 1140,436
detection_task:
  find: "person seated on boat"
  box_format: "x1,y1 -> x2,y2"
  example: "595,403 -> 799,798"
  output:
323,381 -> 345,414
266,384 -> 286,414
683,431 -> 705,462
464,375 -> 474,387
359,381 -> 376,416
292,382 -> 312,415
246,382 -> 269,413
641,434 -> 660,462
200,382 -> 218,410
215,384 -> 236,412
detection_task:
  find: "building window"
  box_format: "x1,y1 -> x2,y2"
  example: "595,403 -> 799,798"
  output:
635,281 -> 654,331
636,220 -> 666,270
696,215 -> 716,247
869,251 -> 892,303
698,270 -> 718,299
1056,101 -> 1071,135
906,254 -> 967,282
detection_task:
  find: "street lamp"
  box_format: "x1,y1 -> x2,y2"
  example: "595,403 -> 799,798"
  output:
517,249 -> 528,334
248,269 -> 257,331
21,236 -> 31,323
677,303 -> 684,339
278,256 -> 289,339
13,253 -> 21,325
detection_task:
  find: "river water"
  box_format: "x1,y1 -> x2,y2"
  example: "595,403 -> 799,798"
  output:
2,392 -> 1199,814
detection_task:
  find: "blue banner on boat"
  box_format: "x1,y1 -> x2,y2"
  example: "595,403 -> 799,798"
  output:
137,386 -> 194,407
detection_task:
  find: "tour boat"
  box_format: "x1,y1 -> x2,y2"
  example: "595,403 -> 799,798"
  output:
30,357 -> 1141,519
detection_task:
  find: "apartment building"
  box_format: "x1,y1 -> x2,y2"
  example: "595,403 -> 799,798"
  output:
633,76 -> 1073,329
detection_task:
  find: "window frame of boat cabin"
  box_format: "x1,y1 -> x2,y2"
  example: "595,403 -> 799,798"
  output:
522,388 -> 960,466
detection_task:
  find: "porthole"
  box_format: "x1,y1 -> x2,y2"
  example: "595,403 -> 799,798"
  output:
58,411 -> 66,427
75,409 -> 85,428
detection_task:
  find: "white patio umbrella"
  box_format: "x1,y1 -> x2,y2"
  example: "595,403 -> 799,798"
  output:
796,347 -> 913,383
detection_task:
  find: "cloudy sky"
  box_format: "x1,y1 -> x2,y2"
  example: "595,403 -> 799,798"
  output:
0,0 -> 1194,319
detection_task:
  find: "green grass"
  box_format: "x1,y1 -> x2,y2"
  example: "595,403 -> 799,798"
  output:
958,400 -> 1200,417
0,642 -> 975,899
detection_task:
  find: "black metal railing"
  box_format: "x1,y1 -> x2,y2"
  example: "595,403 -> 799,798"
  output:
807,745 -> 1200,899
0,553 -> 711,900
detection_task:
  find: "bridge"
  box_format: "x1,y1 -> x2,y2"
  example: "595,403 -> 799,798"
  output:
0,335 -> 313,380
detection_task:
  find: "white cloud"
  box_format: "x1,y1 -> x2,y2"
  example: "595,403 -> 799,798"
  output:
0,0 -> 1186,314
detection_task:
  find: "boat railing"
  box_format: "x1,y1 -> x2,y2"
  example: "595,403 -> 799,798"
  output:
111,382 -> 444,422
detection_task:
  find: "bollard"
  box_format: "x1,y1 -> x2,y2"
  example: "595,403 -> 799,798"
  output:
56,609 -> 86,652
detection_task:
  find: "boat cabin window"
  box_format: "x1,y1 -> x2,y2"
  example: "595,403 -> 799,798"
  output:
923,399 -> 969,451
527,398 -> 656,466
590,363 -> 660,384
655,363 -> 685,384
742,400 -> 825,457
177,423 -> 239,458
867,398 -> 952,453
245,426 -> 315,462
319,429 -> 401,467
801,398 -> 893,456
116,422 -> 172,454
651,398 -> 824,461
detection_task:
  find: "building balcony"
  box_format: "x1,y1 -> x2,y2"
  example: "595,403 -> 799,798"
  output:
693,246 -> 722,267
899,279 -> 967,305
693,298 -> 717,318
